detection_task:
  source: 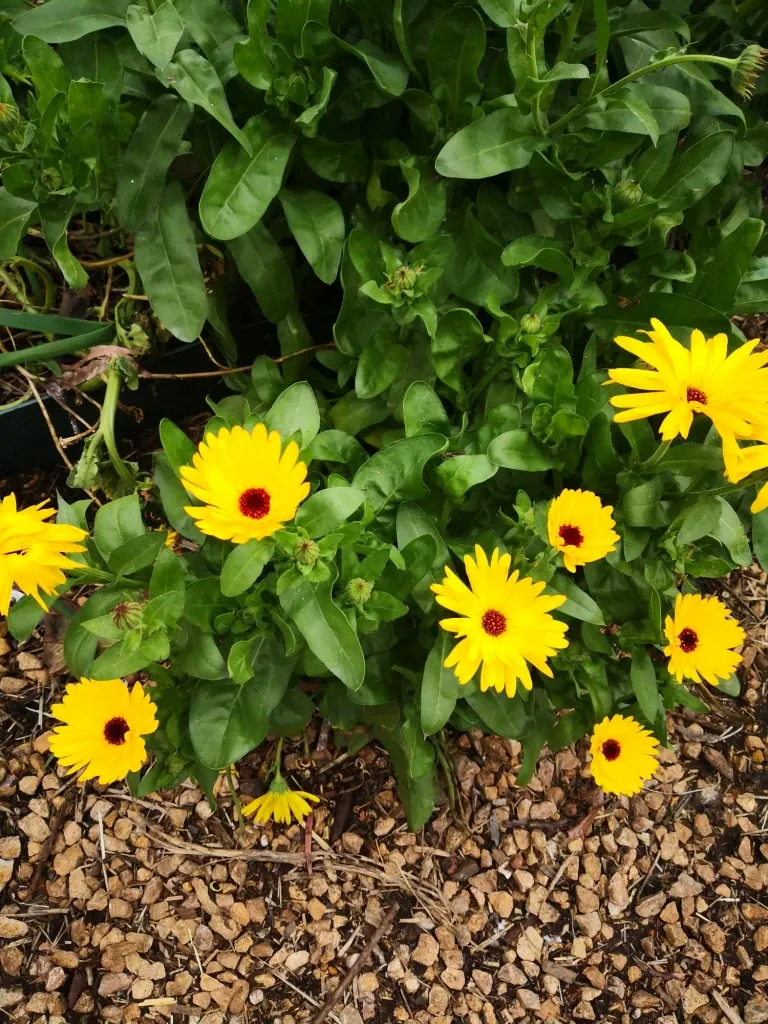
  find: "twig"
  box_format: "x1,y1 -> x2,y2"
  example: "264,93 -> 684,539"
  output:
305,812 -> 314,876
24,790 -> 75,902
78,252 -> 134,269
139,342 -> 336,380
24,373 -> 73,470
312,904 -> 399,1024
712,991 -> 746,1024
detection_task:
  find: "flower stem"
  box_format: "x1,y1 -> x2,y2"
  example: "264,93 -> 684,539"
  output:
272,737 -> 285,780
638,439 -> 671,472
100,363 -> 137,492
525,19 -> 547,134
225,765 -> 244,833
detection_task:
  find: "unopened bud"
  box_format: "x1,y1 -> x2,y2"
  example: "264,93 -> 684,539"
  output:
731,45 -> 767,101
345,577 -> 373,605
295,538 -> 320,566
519,313 -> 541,334
384,262 -> 422,294
39,166 -> 63,191
0,102 -> 19,134
614,179 -> 643,208
111,600 -> 144,630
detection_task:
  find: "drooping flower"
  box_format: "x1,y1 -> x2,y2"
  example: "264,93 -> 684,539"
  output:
722,434 -> 768,514
606,319 -> 768,441
547,489 -> 619,572
0,495 -> 87,616
663,593 -> 744,686
242,776 -> 320,826
431,546 -> 569,698
731,44 -> 768,101
49,679 -> 158,785
180,424 -> 310,544
589,714 -> 659,797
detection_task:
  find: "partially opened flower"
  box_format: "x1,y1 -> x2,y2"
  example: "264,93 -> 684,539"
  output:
547,489 -> 619,571
242,776 -> 319,826
663,593 -> 744,686
590,714 -> 659,796
606,319 -> 768,441
180,424 -> 310,544
431,546 -> 569,698
49,679 -> 158,785
0,494 -> 87,616
722,434 -> 768,514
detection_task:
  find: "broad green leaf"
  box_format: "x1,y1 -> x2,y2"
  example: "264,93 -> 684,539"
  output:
294,487 -> 366,538
221,539 -> 274,597
40,196 -> 88,290
587,293 -> 733,344
355,331 -> 409,399
23,36 -> 70,112
396,503 -> 450,613
159,419 -> 197,476
173,631 -> 227,680
421,633 -> 459,736
265,381 -> 320,447
578,661 -> 613,721
427,5 -> 484,114
693,218 -> 764,314
477,0 -> 518,26
631,648 -> 659,724
435,454 -> 497,498
487,429 -> 555,471
709,497 -> 751,566
621,477 -> 666,528
279,187 -> 345,284
0,188 -> 36,260
63,587 -> 129,677
502,235 -> 573,284
752,508 -> 768,574
14,0 -> 131,42
90,632 -> 170,679
652,129 -> 735,212
108,533 -> 167,577
200,115 -> 296,240
276,0 -> 330,47
467,687 -> 527,738
126,1 -> 183,68
280,578 -> 365,690
432,307 -> 486,392
150,546 -> 185,600
547,573 -> 604,624
678,495 -> 721,546
435,108 -> 547,179
391,156 -> 447,243
403,382 -> 451,438
117,95 -> 192,231
94,493 -> 145,561
229,222 -> 295,323
352,434 -> 446,513
153,453 -> 205,543
135,182 -> 206,342
183,578 -> 227,631
161,49 -> 251,152
8,596 -> 48,643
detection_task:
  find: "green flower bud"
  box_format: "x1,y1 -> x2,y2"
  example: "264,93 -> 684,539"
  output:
731,45 -> 768,102
519,313 -> 542,334
39,166 -> 63,191
345,577 -> 373,605
384,262 -> 423,294
614,179 -> 643,208
295,538 -> 320,566
112,600 -> 144,630
0,102 -> 19,135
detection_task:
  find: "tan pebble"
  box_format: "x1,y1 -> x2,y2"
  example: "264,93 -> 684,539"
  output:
737,793 -> 757,813
0,837 -> 21,859
573,1000 -> 595,1020
700,923 -> 726,954
441,968 -> 466,991
660,902 -> 679,924
45,967 -> 66,992
575,912 -> 601,939
17,813 -> 50,842
108,899 -> 131,920
0,916 -> 28,939
489,891 -> 514,918
97,973 -> 132,997
428,986 -> 451,1015
516,990 -> 541,1011
663,923 -> 687,948
341,833 -> 364,854
755,926 -> 768,953
307,897 -> 326,922
412,933 -> 440,967
358,972 -> 378,994
284,950 -> 309,972
131,978 -> 154,1000
635,891 -> 667,917
745,995 -> 768,1024
682,987 -> 709,1015
669,872 -> 703,898
374,817 -> 395,837
516,926 -> 543,962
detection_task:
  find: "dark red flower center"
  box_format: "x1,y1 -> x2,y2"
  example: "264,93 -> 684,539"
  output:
602,739 -> 621,761
559,524 -> 584,548
481,609 -> 507,637
678,627 -> 699,653
239,487 -> 271,519
686,387 -> 707,405
104,717 -> 130,746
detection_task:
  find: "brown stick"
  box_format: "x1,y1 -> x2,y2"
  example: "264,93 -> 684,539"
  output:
25,789 -> 75,902
139,342 -> 336,380
312,904 -> 399,1024
78,252 -> 134,269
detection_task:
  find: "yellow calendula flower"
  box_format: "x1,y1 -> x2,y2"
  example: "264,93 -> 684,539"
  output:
663,593 -> 744,686
606,318 -> 768,441
547,489 -> 619,572
589,714 -> 659,797
49,678 -> 158,785
180,423 -> 310,544
431,546 -> 569,697
722,434 -> 768,514
242,776 -> 320,826
0,494 -> 87,616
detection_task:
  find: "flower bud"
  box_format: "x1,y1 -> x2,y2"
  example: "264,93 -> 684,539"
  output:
39,166 -> 63,191
731,45 -> 767,101
111,600 -> 144,630
295,538 -> 320,566
614,179 -> 643,208
519,313 -> 541,334
0,102 -> 19,135
385,262 -> 422,294
345,577 -> 373,605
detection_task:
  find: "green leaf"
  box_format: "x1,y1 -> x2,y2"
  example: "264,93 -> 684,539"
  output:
161,49 -> 251,152
183,578 -> 227,631
403,382 -> 450,438
220,539 -> 274,597
621,477 -> 666,528
229,223 -> 295,324
153,453 -> 205,543
40,196 -> 88,290
435,108 -> 547,179
678,495 -> 721,546
396,503 -> 450,614
487,429 -> 555,471
352,434 -> 446,513
427,5 -> 484,114
476,0 -> 518,27
0,188 -> 36,261
150,545 -> 185,599
90,632 -> 170,679
126,0 -> 182,68
578,661 -> 613,721
159,419 -> 196,476
693,218 -> 764,314
280,578 -> 365,690
117,95 -> 192,232
190,638 -> 294,768
651,442 -> 724,475
93,494 -> 145,561
421,634 -> 459,737
23,36 -> 70,112
356,331 -> 409,399
588,293 -> 733,345
108,532 -> 167,577
279,187 -> 345,284
295,487 -> 366,539
432,307 -> 486,392
7,596 -> 47,643
652,129 -> 735,212
630,648 -> 659,724
173,631 -> 227,680
435,454 -> 497,498
200,115 -> 296,241
547,573 -> 604,624
64,586 -> 129,677
14,0 -> 131,42
467,688 -> 527,739
134,182 -> 206,343
391,156 -> 447,243
265,381 -> 320,447
752,508 -> 768,574
710,497 -> 751,567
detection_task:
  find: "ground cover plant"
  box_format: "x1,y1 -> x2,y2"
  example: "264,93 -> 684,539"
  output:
1,0 -> 768,829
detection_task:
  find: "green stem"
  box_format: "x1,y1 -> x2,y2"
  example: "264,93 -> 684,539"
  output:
226,766 -> 244,831
556,0 -> 585,63
546,53 -> 735,136
690,469 -> 768,499
0,325 -> 114,368
100,364 -> 137,491
434,731 -> 458,818
638,438 -> 671,472
273,737 -> 285,779
525,20 -> 548,134
10,257 -> 56,312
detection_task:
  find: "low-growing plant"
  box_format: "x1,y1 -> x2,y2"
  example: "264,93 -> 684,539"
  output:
2,0 -> 768,826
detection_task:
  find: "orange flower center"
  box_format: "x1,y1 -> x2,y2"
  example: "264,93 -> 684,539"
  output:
239,487 -> 271,519
481,609 -> 507,637
678,627 -> 699,653
559,524 -> 584,548
104,717 -> 129,746
602,739 -> 621,761
686,386 -> 707,405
